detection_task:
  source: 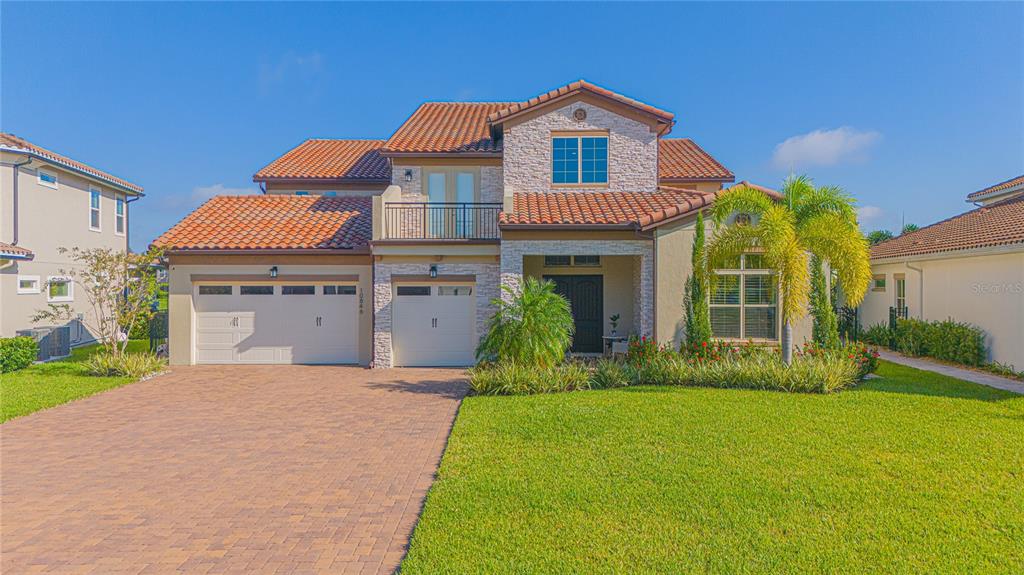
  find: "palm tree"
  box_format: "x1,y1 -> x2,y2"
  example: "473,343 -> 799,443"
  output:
706,175 -> 872,364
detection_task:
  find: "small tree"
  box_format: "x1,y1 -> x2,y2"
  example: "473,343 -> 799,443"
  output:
684,210 -> 712,347
33,247 -> 164,357
866,229 -> 894,245
810,255 -> 840,348
477,277 -> 574,368
901,223 -> 919,235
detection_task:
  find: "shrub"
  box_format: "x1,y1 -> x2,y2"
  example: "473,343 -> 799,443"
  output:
468,361 -> 591,396
861,323 -> 892,346
476,277 -> 574,368
1,336 -> 39,373
625,335 -> 668,366
83,351 -> 166,379
893,318 -> 987,366
982,362 -> 1024,381
627,353 -> 860,394
680,339 -> 769,363
800,341 -> 879,380
590,359 -> 629,390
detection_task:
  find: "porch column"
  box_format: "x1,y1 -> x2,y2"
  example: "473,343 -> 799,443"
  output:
632,248 -> 654,338
499,241 -> 524,302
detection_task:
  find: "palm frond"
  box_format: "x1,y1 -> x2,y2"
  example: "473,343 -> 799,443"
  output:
710,186 -> 775,226
800,212 -> 872,306
794,185 -> 857,224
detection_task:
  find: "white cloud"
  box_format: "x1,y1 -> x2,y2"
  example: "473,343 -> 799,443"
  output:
259,51 -> 325,93
772,127 -> 881,170
857,205 -> 884,223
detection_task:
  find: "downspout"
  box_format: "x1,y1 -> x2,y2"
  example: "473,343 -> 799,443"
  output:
11,154 -> 33,245
905,260 -> 924,319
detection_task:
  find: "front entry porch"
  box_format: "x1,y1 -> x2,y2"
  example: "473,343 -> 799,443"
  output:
500,239 -> 654,350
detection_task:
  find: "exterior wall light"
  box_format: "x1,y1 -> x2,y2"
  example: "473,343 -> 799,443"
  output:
270,266 -> 278,278
404,169 -> 413,182
429,264 -> 438,279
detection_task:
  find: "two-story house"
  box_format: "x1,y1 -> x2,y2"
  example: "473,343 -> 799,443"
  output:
156,80 -> 807,367
0,134 -> 144,344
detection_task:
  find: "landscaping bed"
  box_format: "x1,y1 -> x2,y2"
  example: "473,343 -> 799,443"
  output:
402,360 -> 1024,573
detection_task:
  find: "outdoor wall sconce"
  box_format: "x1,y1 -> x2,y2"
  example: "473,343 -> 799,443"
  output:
404,169 -> 413,182
269,266 -> 278,278
429,265 -> 438,278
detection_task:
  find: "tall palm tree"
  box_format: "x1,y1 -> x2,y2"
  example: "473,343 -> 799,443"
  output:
706,175 -> 872,364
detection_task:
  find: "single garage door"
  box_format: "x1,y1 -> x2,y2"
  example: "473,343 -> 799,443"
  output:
392,284 -> 476,367
194,283 -> 359,364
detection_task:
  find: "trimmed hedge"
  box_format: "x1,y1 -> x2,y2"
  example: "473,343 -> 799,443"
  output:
864,318 -> 987,366
1,336 -> 39,373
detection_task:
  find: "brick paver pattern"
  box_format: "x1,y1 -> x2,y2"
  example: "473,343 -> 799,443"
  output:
1,366 -> 468,574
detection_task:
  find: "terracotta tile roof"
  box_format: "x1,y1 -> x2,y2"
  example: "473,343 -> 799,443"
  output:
253,139 -> 390,182
966,174 -> 1024,201
720,180 -> 784,201
871,193 -> 1024,259
382,102 -> 514,154
500,187 -> 715,228
487,80 -> 675,125
659,139 -> 734,181
0,242 -> 34,260
153,195 -> 371,252
0,133 -> 143,194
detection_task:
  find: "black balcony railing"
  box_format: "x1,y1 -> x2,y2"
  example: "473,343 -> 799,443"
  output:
384,202 -> 502,240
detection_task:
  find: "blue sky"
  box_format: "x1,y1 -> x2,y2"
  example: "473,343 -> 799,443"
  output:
3,2 -> 1022,251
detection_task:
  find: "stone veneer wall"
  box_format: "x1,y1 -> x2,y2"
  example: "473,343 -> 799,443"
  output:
372,261 -> 500,368
391,165 -> 503,203
499,239 -> 655,337
502,101 -> 659,195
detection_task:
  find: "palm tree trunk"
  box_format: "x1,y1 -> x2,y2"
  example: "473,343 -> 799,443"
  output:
781,320 -> 793,365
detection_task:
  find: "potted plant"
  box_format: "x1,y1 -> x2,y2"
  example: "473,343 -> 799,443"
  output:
609,314 -> 621,336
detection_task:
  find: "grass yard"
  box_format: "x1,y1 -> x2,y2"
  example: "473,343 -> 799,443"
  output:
402,361 -> 1024,574
1,340 -> 151,423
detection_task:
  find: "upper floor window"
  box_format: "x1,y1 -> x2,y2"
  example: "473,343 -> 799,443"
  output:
552,135 -> 608,184
38,169 -> 58,189
115,196 -> 126,235
89,188 -> 102,231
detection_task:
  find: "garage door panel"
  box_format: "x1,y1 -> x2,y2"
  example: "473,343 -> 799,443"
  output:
393,285 -> 475,367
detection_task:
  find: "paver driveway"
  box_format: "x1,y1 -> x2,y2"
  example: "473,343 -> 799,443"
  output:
1,365 -> 468,574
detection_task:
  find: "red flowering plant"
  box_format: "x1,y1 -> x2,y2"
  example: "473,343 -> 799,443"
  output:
680,339 -> 764,364
625,335 -> 673,367
798,341 -> 880,380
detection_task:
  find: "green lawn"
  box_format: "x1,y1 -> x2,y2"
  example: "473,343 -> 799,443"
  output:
402,361 -> 1024,574
1,340 -> 151,423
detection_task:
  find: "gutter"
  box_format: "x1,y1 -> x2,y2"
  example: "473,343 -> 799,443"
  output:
11,154 -> 32,246
0,146 -> 143,196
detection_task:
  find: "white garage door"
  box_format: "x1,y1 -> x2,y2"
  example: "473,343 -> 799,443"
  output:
392,284 -> 476,367
194,283 -> 358,364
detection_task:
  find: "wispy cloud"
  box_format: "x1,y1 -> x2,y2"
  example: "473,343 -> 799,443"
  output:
772,127 -> 881,170
259,51 -> 325,94
163,183 -> 256,209
857,205 -> 884,223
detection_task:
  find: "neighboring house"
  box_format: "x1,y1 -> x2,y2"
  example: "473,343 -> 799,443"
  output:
155,80 -> 810,367
861,175 -> 1024,368
0,133 -> 143,344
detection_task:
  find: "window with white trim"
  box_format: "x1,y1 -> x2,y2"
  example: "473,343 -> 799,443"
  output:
895,274 -> 906,310
47,277 -> 73,302
38,169 -> 58,188
115,196 -> 126,235
710,254 -> 777,340
89,188 -> 102,231
18,276 -> 41,294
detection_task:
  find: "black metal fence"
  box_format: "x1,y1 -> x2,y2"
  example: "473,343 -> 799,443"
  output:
837,306 -> 860,342
149,311 -> 168,353
887,306 -> 908,350
384,202 -> 502,240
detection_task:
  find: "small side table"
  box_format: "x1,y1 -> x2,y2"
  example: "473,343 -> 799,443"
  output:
602,335 -> 627,357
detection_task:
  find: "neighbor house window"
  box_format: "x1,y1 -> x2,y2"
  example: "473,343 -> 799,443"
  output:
552,135 -> 608,184
115,196 -> 126,235
872,275 -> 886,292
895,274 -> 906,310
710,254 -> 777,340
89,188 -> 101,231
38,169 -> 58,188
17,276 -> 41,294
47,277 -> 73,302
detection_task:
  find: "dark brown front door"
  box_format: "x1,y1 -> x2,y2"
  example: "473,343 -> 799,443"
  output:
544,275 -> 603,353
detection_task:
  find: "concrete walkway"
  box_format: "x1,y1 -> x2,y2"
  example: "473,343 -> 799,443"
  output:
877,350 -> 1024,394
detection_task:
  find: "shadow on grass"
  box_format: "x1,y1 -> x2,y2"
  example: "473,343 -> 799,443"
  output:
850,378 -> 1020,403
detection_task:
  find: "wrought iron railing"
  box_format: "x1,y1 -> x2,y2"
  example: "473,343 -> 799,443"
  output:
383,202 -> 502,240
888,306 -> 908,350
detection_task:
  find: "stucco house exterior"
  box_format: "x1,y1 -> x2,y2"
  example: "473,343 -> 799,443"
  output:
1,134 -> 143,344
861,175 -> 1024,369
155,80 -> 811,367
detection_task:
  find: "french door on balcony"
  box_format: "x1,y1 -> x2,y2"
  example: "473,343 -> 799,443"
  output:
426,169 -> 477,238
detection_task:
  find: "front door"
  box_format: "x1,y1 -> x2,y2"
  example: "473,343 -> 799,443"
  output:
544,275 -> 603,353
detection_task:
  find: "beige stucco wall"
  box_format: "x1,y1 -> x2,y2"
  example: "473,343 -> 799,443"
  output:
863,250 -> 1024,368
523,254 -> 636,337
166,255 -> 373,366
1,154 -> 133,340
502,100 -> 659,196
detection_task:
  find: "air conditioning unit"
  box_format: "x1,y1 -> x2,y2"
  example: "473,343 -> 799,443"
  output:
15,326 -> 72,362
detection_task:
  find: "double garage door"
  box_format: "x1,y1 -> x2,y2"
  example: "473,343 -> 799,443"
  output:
194,283 -> 358,364
392,284 -> 476,367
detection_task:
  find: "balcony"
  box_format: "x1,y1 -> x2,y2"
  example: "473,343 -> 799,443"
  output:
382,202 -> 502,241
